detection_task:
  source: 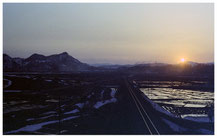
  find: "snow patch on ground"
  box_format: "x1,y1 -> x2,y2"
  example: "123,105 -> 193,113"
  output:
26,118 -> 35,121
4,90 -> 21,93
60,104 -> 66,108
45,99 -> 58,103
6,115 -> 80,134
162,118 -> 187,132
39,115 -> 56,120
181,114 -> 213,123
94,98 -> 117,109
24,75 -> 31,78
184,104 -> 206,108
87,95 -> 91,99
94,88 -> 117,109
4,105 -> 47,114
110,88 -> 116,97
100,90 -> 104,99
75,103 -> 84,109
5,75 -> 17,77
141,94 -> 176,117
64,109 -> 79,115
60,130 -> 68,134
5,120 -> 59,134
42,111 -> 56,115
4,79 -> 12,88
61,116 -> 80,121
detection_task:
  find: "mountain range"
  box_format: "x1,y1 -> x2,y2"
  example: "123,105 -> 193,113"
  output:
3,52 -> 93,72
3,52 -> 214,74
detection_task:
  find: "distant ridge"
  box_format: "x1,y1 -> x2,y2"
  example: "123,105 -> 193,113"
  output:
3,52 -> 214,74
3,52 -> 93,72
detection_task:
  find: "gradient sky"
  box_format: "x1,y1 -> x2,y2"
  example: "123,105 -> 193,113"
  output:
3,3 -> 214,64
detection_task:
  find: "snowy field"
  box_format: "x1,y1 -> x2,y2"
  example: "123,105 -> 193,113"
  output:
4,86 -> 118,134
140,88 -> 214,122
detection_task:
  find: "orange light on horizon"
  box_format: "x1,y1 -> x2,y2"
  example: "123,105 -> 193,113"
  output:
180,58 -> 185,63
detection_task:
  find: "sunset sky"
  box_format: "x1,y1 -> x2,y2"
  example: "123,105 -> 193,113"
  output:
3,3 -> 214,64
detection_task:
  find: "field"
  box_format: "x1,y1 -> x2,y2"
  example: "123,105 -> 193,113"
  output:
136,79 -> 214,122
3,73 -> 123,134
3,72 -> 214,134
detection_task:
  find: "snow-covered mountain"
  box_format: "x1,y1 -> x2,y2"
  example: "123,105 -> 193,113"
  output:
3,52 -> 93,72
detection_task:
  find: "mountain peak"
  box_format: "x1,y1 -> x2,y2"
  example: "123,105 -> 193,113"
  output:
59,52 -> 69,55
3,53 -> 10,58
30,53 -> 45,57
27,53 -> 46,61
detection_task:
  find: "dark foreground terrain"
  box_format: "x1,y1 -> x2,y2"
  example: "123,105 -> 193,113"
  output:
3,72 -> 214,135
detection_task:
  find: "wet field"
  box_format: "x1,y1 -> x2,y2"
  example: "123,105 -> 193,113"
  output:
137,80 -> 214,122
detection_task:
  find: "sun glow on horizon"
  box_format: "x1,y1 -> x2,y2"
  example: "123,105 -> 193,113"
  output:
180,58 -> 185,63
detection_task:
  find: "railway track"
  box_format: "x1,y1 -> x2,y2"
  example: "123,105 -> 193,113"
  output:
125,79 -> 160,135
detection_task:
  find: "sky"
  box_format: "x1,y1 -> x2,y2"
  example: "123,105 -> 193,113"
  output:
3,3 -> 214,65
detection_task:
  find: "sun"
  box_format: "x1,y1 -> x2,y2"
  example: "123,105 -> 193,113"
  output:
180,58 -> 185,63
